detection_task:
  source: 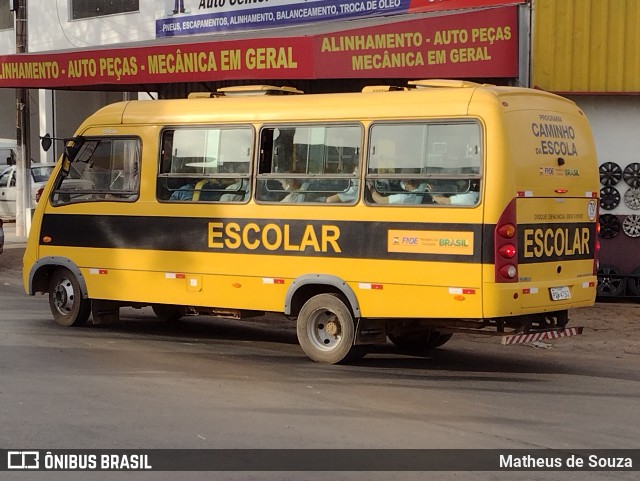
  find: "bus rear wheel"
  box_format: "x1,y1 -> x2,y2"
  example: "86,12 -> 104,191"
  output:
152,304 -> 186,322
296,293 -> 363,364
389,329 -> 453,352
48,268 -> 91,327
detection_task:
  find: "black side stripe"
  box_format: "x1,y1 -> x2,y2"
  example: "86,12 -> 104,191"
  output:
40,214 -> 487,263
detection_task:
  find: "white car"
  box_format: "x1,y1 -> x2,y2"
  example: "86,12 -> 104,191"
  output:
0,163 -> 55,219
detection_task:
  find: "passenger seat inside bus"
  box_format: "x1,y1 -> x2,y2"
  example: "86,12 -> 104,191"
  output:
280,178 -> 309,203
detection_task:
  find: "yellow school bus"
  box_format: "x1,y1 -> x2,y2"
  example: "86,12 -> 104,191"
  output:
23,80 -> 600,364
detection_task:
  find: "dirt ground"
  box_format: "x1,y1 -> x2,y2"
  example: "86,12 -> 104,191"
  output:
553,299 -> 640,357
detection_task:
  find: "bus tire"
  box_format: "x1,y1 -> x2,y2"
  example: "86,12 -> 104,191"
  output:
430,332 -> 453,348
296,293 -> 363,364
152,304 -> 185,322
48,268 -> 91,327
389,329 -> 453,352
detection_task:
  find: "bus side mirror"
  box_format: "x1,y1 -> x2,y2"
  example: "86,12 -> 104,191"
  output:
60,144 -> 77,178
65,144 -> 80,160
64,136 -> 86,162
41,134 -> 52,152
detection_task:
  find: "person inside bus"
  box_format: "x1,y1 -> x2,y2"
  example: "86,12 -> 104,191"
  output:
170,180 -> 220,201
219,178 -> 249,202
219,162 -> 250,202
326,164 -> 359,203
169,182 -> 196,201
431,179 -> 480,205
280,178 -> 307,203
367,178 -> 428,204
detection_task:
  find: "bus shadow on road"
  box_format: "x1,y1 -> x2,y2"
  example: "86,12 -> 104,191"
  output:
353,343 -> 640,383
93,308 -> 300,346
358,345 -> 566,374
79,308 -> 629,380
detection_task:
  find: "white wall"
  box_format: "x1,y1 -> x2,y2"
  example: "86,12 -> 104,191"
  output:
0,1 -> 157,55
28,0 -> 157,52
570,95 -> 640,216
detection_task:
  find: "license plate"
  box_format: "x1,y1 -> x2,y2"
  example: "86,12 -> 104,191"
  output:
550,286 -> 571,301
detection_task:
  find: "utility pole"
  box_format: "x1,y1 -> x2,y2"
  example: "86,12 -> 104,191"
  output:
14,0 -> 30,237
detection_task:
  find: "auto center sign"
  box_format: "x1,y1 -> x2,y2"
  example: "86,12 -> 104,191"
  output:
0,6 -> 519,88
316,6 -> 516,78
157,0 -> 520,37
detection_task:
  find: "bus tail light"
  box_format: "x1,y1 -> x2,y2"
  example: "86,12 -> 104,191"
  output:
499,264 -> 518,279
495,199 -> 518,283
594,210 -> 600,275
35,187 -> 44,203
498,244 -> 517,259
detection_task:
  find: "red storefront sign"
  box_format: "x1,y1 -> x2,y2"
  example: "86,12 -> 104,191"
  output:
0,6 -> 518,88
0,37 -> 315,88
315,6 -> 518,78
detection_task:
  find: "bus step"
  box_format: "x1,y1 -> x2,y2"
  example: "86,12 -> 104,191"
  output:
501,327 -> 584,345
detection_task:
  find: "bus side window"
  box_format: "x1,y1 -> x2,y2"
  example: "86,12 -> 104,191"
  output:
109,140 -> 140,195
158,127 -> 253,203
256,124 -> 362,204
365,121 -> 482,207
431,178 -> 481,206
258,129 -> 274,175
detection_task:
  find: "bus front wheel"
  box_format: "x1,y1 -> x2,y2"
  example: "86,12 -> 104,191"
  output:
296,293 -> 363,364
48,268 -> 91,327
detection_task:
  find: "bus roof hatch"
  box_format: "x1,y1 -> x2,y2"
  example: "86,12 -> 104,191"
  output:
409,79 -> 484,89
216,85 -> 304,96
361,85 -> 409,93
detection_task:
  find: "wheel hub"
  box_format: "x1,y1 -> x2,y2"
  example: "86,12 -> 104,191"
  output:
325,320 -> 340,337
53,279 -> 74,314
307,310 -> 343,351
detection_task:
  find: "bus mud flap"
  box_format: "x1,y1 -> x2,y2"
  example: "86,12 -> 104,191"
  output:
91,300 -> 120,325
355,318 -> 387,345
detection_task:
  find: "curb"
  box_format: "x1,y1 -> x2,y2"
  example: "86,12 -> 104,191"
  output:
2,218 -> 27,248
3,243 -> 26,249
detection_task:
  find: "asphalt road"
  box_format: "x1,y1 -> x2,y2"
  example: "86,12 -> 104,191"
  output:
1,233 -> 638,481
